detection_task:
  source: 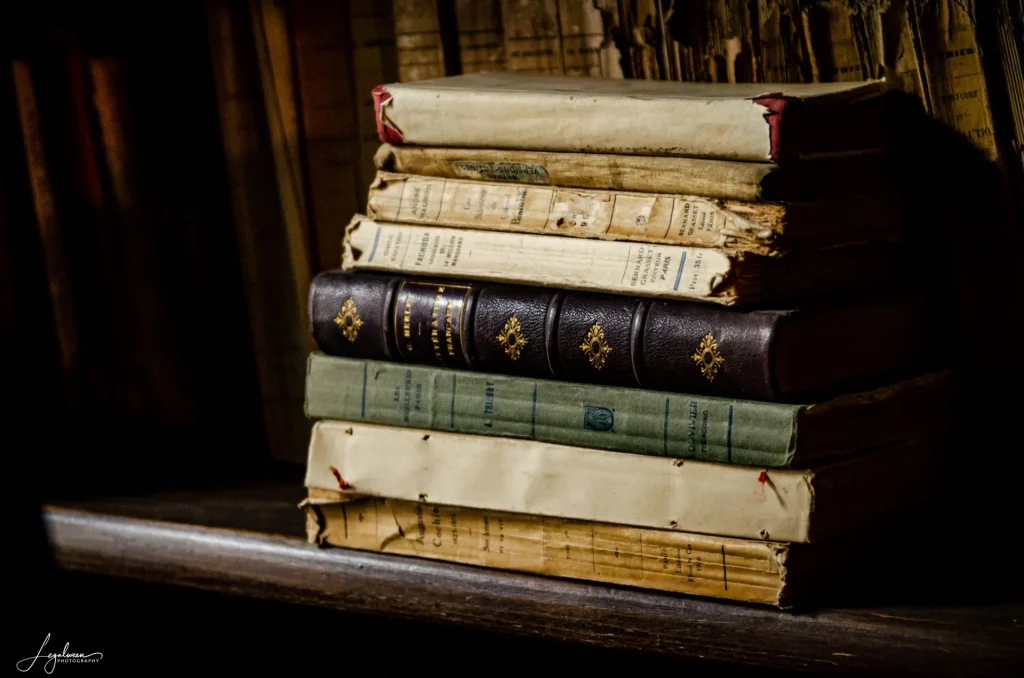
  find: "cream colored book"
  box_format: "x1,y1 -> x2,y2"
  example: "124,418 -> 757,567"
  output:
341,215 -> 901,306
372,73 -> 894,162
303,420 -> 943,543
365,171 -> 904,255
303,493 -> 799,606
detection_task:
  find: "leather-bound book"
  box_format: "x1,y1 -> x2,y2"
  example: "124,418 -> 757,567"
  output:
308,270 -> 931,402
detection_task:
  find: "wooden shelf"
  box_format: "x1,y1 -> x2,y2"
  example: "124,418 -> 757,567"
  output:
44,480 -> 1022,676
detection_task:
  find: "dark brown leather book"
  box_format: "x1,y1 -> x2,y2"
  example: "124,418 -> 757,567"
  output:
310,270 -> 931,401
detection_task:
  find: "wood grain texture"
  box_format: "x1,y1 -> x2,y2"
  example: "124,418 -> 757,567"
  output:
44,486 -> 1023,677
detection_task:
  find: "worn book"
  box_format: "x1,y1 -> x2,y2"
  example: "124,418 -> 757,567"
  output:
365,171 -> 904,255
374,143 -> 900,202
303,493 -> 803,606
372,73 -> 910,162
341,216 -> 901,305
310,270 -> 930,401
305,354 -> 953,468
303,419 -> 946,543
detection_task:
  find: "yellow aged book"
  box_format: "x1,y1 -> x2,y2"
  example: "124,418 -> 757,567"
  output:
366,171 -> 904,255
303,493 -> 797,606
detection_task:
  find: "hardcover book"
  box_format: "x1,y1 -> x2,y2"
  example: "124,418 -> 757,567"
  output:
365,171 -> 905,255
309,270 -> 931,401
373,143 -> 903,202
305,354 -> 954,468
371,73 -> 912,162
304,493 -> 804,606
342,216 -> 902,305
303,419 -> 947,543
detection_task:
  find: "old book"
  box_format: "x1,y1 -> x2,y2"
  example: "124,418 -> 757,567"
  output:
756,0 -> 807,83
364,171 -> 905,255
501,0 -> 564,73
341,217 -> 901,305
393,0 -> 447,82
372,73 -> 908,163
303,419 -> 946,542
206,0 -> 311,461
558,0 -> 622,77
305,354 -> 953,468
801,1 -> 867,82
373,143 -> 902,201
309,270 -> 930,401
914,0 -> 999,161
290,0 -> 362,269
455,0 -> 505,73
303,495 -> 799,606
250,0 -> 314,291
348,2 -> 399,204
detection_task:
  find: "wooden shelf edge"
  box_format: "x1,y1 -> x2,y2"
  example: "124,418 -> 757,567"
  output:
43,505 -> 1022,676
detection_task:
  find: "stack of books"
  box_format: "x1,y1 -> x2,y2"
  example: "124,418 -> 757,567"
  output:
299,74 -> 954,608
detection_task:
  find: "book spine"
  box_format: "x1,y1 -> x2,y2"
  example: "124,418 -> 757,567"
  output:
914,0 -> 1000,161
342,217 -> 736,303
304,420 -> 814,542
801,1 -> 868,82
309,269 -> 782,400
305,497 -> 788,606
756,0 -> 808,84
373,83 -> 776,161
366,172 -> 780,252
455,0 -> 506,73
557,0 -> 623,78
206,0 -> 311,461
373,144 -> 773,200
393,0 -> 447,82
291,0 -> 363,270
349,2 -> 399,203
305,355 -> 800,466
501,0 -> 564,73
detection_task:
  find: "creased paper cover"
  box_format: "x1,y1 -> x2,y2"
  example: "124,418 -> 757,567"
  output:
304,420 -> 814,542
367,172 -> 778,251
342,217 -> 734,302
305,496 -> 789,606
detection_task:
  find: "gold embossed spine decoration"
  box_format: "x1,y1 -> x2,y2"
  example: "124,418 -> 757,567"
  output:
692,333 -> 725,382
334,298 -> 363,342
580,323 -> 612,370
496,314 -> 528,360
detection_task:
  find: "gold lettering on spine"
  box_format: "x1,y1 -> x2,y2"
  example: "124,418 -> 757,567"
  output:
430,286 -> 446,362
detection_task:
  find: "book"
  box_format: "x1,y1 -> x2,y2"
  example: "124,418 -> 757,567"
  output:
305,354 -> 954,468
290,0 -> 363,270
373,142 -> 904,202
557,0 -> 622,78
455,0 -> 505,73
309,270 -> 930,401
365,171 -> 905,255
341,217 -> 902,305
303,493 -> 800,606
303,419 -> 946,542
206,0 -> 312,461
501,0 -> 564,74
393,0 -> 447,82
371,73 -> 909,163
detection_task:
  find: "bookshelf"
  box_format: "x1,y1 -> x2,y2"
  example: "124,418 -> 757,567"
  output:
44,469 -> 1023,677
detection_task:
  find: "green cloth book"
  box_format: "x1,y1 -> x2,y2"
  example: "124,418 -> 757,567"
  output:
304,353 -> 952,468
